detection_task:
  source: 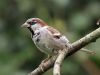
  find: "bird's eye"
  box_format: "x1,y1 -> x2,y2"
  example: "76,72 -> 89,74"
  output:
27,21 -> 36,25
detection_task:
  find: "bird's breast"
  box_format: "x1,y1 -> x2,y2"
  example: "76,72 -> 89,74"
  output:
32,30 -> 54,55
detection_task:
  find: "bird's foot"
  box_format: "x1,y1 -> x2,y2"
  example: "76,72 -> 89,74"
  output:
39,55 -> 52,71
39,62 -> 45,72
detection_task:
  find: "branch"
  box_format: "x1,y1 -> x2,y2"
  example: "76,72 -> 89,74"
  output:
53,49 -> 69,75
28,56 -> 57,75
29,27 -> 100,75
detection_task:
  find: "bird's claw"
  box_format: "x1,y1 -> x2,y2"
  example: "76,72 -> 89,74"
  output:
39,62 -> 45,72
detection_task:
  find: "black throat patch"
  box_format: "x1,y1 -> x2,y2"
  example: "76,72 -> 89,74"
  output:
28,27 -> 35,36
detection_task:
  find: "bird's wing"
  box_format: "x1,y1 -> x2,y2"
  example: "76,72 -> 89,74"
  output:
47,26 -> 62,39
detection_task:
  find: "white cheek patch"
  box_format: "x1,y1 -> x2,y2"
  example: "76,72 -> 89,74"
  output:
31,24 -> 41,30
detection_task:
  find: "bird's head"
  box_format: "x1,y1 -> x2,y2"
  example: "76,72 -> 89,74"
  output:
21,18 -> 47,32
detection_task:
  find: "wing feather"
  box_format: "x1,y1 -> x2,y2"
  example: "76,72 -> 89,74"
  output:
47,26 -> 62,39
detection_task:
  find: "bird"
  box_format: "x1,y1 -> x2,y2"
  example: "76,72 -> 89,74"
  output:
21,18 -> 95,63
21,18 -> 70,58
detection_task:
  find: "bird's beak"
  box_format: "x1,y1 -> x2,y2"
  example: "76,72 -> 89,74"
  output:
21,23 -> 30,27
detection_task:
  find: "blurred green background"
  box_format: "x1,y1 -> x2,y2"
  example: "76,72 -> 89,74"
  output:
0,0 -> 100,75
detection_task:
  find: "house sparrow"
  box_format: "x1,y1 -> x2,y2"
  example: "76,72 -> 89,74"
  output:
22,18 -> 70,56
21,18 -> 95,61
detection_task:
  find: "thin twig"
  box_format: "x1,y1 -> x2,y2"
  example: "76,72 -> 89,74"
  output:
80,48 -> 96,55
